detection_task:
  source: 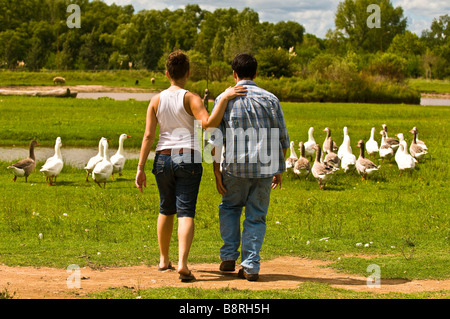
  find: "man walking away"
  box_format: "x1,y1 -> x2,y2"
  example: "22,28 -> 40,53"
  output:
211,53 -> 289,281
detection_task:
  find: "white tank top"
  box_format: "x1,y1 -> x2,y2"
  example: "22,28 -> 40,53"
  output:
155,89 -> 199,152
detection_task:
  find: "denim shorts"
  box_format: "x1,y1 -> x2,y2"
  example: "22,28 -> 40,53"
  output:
152,152 -> 203,218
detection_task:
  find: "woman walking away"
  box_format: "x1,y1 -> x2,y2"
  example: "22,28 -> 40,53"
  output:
135,50 -> 247,282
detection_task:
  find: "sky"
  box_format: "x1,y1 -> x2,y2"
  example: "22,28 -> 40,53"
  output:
101,0 -> 450,38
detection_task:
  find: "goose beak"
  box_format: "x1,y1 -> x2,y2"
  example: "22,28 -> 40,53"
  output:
408,130 -> 414,133
127,135 -> 132,138
36,142 -> 41,146
395,134 -> 398,137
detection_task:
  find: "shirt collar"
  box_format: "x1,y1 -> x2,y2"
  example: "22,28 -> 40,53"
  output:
236,80 -> 258,87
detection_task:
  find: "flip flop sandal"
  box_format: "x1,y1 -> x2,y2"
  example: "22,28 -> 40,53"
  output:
158,262 -> 175,271
179,271 -> 196,283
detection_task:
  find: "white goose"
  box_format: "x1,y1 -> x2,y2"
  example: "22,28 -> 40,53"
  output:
84,137 -> 106,182
92,139 -> 113,188
356,140 -> 379,180
312,144 -> 336,190
340,135 -> 356,173
40,137 -> 64,185
111,134 -> 131,179
293,142 -> 311,179
379,130 -> 394,162
338,127 -> 350,159
395,140 -> 415,176
409,128 -> 427,161
366,127 -> 379,159
303,127 -> 316,161
396,133 -> 417,163
285,141 -> 298,176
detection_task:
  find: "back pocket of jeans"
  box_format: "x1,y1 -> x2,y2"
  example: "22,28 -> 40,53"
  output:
176,162 -> 203,177
152,158 -> 165,175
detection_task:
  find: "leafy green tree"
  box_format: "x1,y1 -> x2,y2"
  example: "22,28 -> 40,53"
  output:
421,15 -> 450,79
388,31 -> 425,56
256,47 -> 294,77
26,21 -> 55,70
334,0 -> 407,52
273,21 -> 304,50
0,29 -> 27,69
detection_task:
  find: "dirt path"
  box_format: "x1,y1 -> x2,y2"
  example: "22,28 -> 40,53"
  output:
1,257 -> 448,299
0,85 -> 157,93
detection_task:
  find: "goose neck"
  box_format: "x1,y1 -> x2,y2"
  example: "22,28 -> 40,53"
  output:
345,137 -> 352,153
55,144 -> 63,159
29,144 -> 36,160
359,143 -> 365,159
290,144 -> 297,158
117,139 -> 125,154
315,147 -> 321,163
308,129 -> 315,141
300,143 -> 305,158
103,144 -> 110,161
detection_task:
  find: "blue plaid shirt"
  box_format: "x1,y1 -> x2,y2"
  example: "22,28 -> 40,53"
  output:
211,80 -> 289,178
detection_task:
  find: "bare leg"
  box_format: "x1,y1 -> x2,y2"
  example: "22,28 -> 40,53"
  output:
177,217 -> 195,275
157,214 -> 174,269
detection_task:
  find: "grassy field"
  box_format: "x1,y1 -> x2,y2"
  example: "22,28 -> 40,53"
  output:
0,96 -> 449,299
0,70 -> 170,91
408,78 -> 450,94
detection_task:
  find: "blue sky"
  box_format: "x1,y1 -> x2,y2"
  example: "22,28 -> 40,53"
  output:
102,0 -> 449,38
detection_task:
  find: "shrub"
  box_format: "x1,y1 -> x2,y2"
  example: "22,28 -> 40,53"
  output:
368,53 -> 408,82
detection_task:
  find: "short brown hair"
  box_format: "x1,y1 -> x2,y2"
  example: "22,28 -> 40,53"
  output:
166,50 -> 190,80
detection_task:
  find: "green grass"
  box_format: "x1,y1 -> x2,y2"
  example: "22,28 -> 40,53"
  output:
87,283 -> 449,299
0,96 -> 449,299
408,78 -> 450,94
0,70 -> 170,90
0,96 -> 150,148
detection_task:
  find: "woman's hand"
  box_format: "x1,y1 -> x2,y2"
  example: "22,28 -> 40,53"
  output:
135,169 -> 147,193
222,85 -> 247,101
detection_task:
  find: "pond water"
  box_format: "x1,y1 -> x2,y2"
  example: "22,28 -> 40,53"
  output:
420,98 -> 450,106
0,146 -> 151,169
77,92 -> 155,101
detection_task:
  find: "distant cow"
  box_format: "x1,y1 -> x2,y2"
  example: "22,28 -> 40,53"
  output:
53,77 -> 66,85
151,78 -> 155,84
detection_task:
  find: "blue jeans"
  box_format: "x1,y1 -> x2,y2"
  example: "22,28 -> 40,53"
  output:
219,174 -> 272,274
152,153 -> 203,218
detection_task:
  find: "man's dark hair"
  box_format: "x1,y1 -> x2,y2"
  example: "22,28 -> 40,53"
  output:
166,50 -> 190,80
231,53 -> 257,79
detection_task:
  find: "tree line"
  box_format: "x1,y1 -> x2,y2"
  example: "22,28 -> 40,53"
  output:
0,0 -> 448,80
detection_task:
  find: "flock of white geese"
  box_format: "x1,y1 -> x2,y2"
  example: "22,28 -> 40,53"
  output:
286,125 -> 428,189
6,134 -> 131,188
6,124 -> 428,190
